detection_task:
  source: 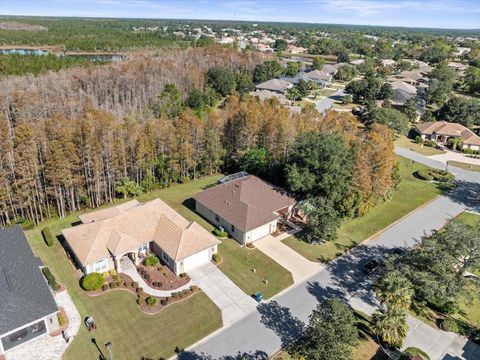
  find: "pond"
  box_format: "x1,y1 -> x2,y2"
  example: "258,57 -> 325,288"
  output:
0,48 -> 49,55
0,48 -> 125,62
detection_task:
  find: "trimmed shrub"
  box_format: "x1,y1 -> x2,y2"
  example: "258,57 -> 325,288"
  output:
109,269 -> 118,276
442,319 -> 461,333
57,312 -> 66,327
113,274 -> 121,285
102,284 -> 109,291
212,253 -> 221,264
179,273 -> 187,278
81,272 -> 104,291
415,136 -> 424,144
131,281 -> 139,289
42,227 -> 55,247
213,228 -> 228,238
42,267 -> 60,291
146,296 -> 157,307
190,285 -> 199,292
415,169 -> 433,181
144,254 -> 160,267
401,347 -> 430,360
160,299 -> 168,306
16,218 -> 35,230
135,287 -> 143,294
424,139 -> 437,147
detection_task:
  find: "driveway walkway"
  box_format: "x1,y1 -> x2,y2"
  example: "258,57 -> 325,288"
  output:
5,290 -> 81,360
430,149 -> 480,166
315,89 -> 345,114
402,315 -> 480,360
188,149 -> 479,359
188,263 -> 258,326
254,235 -> 323,283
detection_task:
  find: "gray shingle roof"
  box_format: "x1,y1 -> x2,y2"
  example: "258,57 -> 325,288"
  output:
0,226 -> 58,335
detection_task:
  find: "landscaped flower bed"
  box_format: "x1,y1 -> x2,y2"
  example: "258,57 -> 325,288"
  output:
137,258 -> 190,290
138,285 -> 201,314
80,270 -> 201,314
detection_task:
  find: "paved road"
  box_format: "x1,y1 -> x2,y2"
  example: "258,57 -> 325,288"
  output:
315,89 -> 345,114
185,149 -> 479,359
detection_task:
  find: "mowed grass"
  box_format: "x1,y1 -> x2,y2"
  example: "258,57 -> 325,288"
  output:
395,135 -> 446,156
448,160 -> 480,173
282,156 -> 442,262
26,212 -> 222,360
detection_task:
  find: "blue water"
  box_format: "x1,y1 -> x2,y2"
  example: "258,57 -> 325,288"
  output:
0,49 -> 49,55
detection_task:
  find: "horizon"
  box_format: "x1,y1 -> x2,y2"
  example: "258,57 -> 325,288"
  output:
1,0 -> 479,30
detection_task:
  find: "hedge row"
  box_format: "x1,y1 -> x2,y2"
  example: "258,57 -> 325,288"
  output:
42,227 -> 55,247
415,169 -> 454,183
42,267 -> 60,291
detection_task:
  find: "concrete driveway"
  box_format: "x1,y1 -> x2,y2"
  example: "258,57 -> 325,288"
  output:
254,235 -> 323,283
188,263 -> 258,325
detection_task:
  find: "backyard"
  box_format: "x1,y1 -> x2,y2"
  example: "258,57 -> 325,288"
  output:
282,156 -> 443,262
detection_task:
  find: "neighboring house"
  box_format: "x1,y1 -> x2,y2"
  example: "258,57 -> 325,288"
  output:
391,80 -> 417,95
194,174 -> 296,244
321,64 -> 338,75
62,199 -> 220,276
447,61 -> 468,73
303,69 -> 332,87
249,89 -> 292,106
350,59 -> 365,66
255,79 -> 293,94
0,226 -> 59,355
287,44 -> 307,54
381,59 -> 396,67
415,121 -> 480,151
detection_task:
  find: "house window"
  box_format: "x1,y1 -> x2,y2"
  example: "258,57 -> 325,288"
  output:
231,225 -> 235,233
215,214 -> 220,222
93,259 -> 107,272
138,243 -> 149,253
162,252 -> 170,264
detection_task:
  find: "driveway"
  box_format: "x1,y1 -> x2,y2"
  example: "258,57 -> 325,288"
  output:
188,149 -> 479,359
254,235 -> 323,283
429,150 -> 480,166
315,89 -> 345,114
188,263 -> 258,326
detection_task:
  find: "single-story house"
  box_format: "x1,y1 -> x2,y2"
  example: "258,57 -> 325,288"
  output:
249,89 -> 292,106
62,199 -> 220,276
415,121 -> 480,151
303,70 -> 332,87
321,64 -> 338,75
0,226 -> 59,354
391,80 -> 417,95
255,79 -> 293,94
193,174 -> 296,244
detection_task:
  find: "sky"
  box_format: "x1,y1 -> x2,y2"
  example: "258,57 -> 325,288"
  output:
1,0 -> 479,29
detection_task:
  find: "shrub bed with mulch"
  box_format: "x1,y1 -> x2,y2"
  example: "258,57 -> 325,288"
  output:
137,264 -> 190,290
138,285 -> 201,315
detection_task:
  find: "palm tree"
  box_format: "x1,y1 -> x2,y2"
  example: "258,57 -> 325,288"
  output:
375,270 -> 414,310
373,308 -> 409,348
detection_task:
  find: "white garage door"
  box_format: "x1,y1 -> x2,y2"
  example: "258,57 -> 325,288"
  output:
183,248 -> 211,272
250,223 -> 271,242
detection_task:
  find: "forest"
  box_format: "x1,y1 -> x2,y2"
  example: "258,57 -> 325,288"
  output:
0,46 -> 396,231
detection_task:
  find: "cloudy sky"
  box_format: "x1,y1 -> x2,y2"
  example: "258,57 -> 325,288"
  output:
1,0 -> 479,29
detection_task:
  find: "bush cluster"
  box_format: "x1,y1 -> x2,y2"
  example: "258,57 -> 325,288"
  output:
42,227 -> 55,247
42,267 -> 60,291
144,254 -> 160,267
213,228 -> 228,238
400,347 -> 430,360
81,272 -> 104,291
442,319 -> 461,333
146,296 -> 157,307
212,253 -> 221,264
57,312 -> 66,327
415,169 -> 454,183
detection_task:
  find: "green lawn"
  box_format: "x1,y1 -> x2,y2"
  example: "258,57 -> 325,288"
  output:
282,156 -> 443,262
447,161 -> 480,173
395,136 -> 446,156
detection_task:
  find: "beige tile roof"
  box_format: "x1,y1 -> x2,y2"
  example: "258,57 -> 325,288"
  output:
194,175 -> 296,233
415,121 -> 480,145
62,198 -> 219,266
305,70 -> 332,81
255,79 -> 293,93
79,200 -> 140,224
391,81 -> 417,95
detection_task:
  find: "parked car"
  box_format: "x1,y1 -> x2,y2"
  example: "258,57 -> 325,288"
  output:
362,256 -> 385,275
